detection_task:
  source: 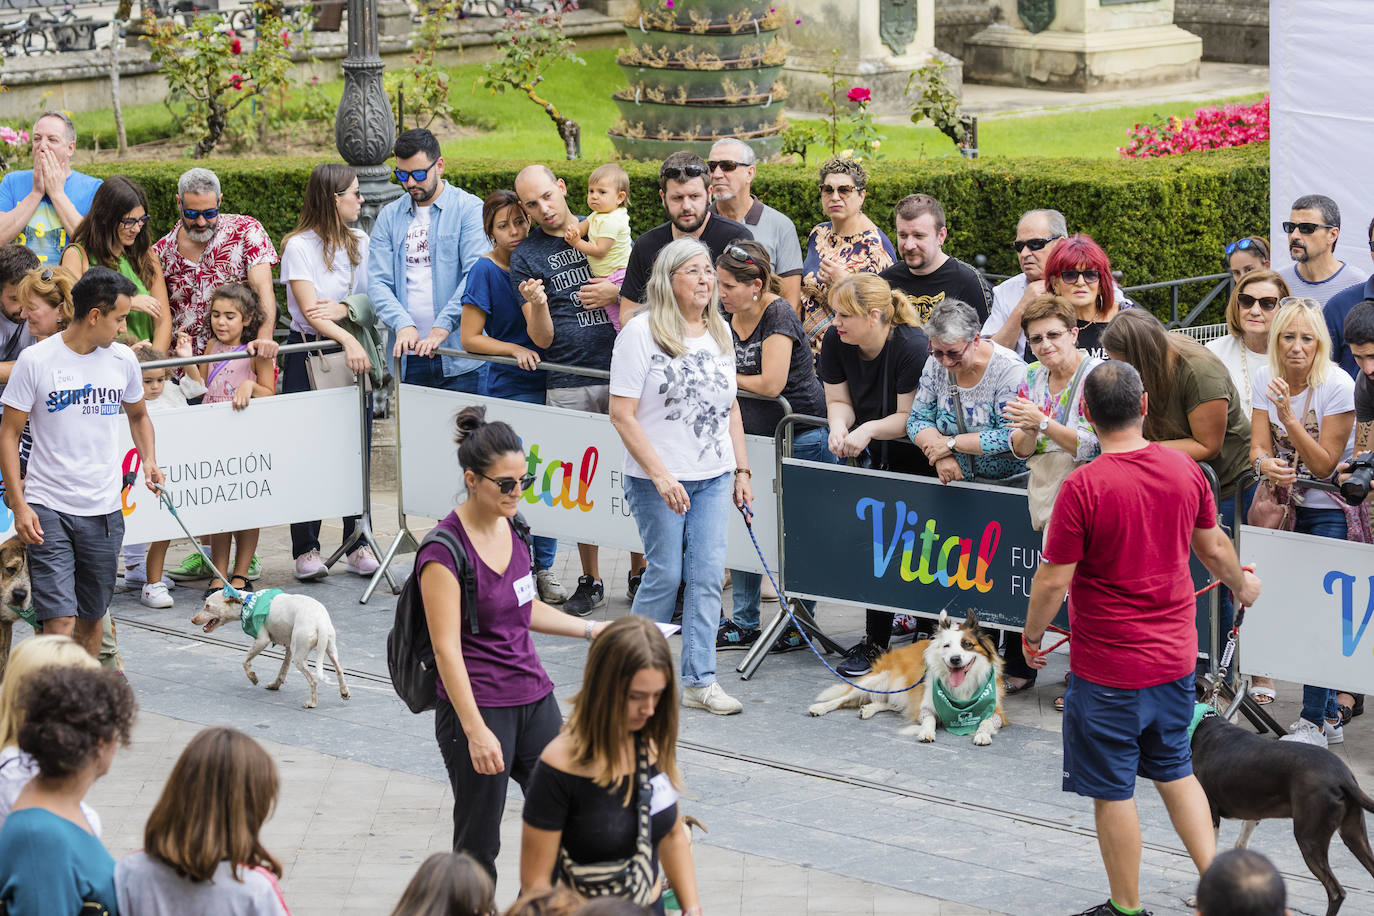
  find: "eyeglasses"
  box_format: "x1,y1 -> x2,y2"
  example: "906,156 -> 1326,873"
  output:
1283,221 -> 1336,235
675,266 -> 715,281
819,184 -> 858,197
1013,236 -> 1061,254
930,338 -> 974,362
707,160 -> 746,173
335,187 -> 363,199
1236,293 -> 1279,311
1279,296 -> 1322,310
1026,329 -> 1071,348
119,215 -> 150,229
661,164 -> 707,182
724,244 -> 755,265
1225,237 -> 1268,258
393,160 -> 437,183
1056,269 -> 1100,286
181,207 -> 219,222
479,472 -> 536,495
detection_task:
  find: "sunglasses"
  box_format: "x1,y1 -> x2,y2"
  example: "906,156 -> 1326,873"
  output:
1279,296 -> 1322,310
181,207 -> 219,222
1225,237 -> 1268,258
393,160 -> 437,183
661,164 -> 707,182
707,160 -> 745,173
480,472 -> 536,495
40,268 -> 53,282
119,215 -> 150,229
1283,221 -> 1336,235
725,244 -> 755,265
930,338 -> 974,362
819,183 -> 858,197
1056,269 -> 1100,285
335,187 -> 363,199
1026,329 -> 1071,348
1237,293 -> 1279,311
1013,236 -> 1061,254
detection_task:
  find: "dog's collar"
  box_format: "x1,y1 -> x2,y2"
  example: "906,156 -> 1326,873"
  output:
239,588 -> 284,639
1187,703 -> 1219,742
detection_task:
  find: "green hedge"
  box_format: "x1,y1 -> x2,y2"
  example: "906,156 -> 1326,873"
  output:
85,144 -> 1269,321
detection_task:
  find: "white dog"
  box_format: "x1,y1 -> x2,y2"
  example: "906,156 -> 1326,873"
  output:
192,588 -> 349,709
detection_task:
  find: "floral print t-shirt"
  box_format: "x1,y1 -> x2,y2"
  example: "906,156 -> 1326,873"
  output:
907,342 -> 1028,481
800,221 -> 896,358
1019,354 -> 1102,461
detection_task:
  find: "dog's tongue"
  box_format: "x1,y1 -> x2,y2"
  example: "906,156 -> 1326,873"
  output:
948,665 -> 968,688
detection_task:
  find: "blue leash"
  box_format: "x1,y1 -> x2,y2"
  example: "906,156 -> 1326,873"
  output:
736,503 -> 923,695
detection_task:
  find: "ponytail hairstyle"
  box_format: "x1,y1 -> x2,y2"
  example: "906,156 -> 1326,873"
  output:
828,272 -> 918,327
715,238 -> 782,300
453,405 -> 524,481
16,265 -> 76,331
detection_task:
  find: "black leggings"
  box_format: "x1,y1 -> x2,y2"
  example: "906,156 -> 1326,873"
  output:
434,692 -> 562,880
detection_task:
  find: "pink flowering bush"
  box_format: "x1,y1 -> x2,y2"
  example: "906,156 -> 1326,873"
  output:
0,127 -> 32,173
1119,95 -> 1269,159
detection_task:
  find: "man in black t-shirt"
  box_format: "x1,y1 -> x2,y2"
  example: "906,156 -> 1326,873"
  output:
603,151 -> 752,323
1343,299 -> 1374,467
879,194 -> 991,326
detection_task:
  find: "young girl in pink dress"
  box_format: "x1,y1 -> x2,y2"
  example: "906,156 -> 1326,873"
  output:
201,283 -> 276,594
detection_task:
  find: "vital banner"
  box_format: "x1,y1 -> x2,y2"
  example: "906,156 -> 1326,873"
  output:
397,385 -> 778,575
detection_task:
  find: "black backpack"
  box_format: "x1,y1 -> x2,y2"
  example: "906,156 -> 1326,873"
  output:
386,514 -> 533,714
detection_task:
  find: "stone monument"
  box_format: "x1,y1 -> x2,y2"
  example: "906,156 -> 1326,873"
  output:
785,0 -> 961,117
963,0 -> 1202,90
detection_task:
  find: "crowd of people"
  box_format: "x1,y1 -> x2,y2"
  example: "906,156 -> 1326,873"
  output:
0,109 -> 1372,914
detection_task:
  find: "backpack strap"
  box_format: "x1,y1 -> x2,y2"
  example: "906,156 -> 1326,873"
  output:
511,512 -> 534,571
422,527 -> 480,637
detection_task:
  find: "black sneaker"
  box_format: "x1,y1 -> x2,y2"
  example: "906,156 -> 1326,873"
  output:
770,626 -> 809,653
1070,902 -> 1153,916
564,576 -> 605,618
835,638 -> 883,677
716,619 -> 760,651
627,570 -> 643,601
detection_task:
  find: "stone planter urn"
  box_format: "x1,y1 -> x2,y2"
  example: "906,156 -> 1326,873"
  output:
609,0 -> 788,160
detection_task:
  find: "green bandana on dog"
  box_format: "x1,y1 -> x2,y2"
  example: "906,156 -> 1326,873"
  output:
239,588 -> 283,640
931,670 -> 998,735
8,602 -> 34,629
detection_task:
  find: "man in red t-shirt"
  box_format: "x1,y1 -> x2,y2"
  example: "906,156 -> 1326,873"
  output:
1022,360 -> 1261,916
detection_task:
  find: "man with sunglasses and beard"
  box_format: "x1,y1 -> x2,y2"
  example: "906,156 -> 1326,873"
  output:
598,151 -> 752,325
1277,194 -> 1367,316
153,167 -> 279,360
879,194 -> 992,329
707,137 -> 803,311
368,128 -> 486,393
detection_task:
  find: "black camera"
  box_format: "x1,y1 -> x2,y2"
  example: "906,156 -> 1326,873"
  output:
1341,452 -> 1374,506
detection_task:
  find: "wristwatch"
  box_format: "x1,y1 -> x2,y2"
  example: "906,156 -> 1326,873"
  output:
946,436 -> 958,454
1038,416 -> 1050,432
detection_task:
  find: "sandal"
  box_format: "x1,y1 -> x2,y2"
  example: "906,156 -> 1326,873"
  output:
1053,695 -> 1065,712
1338,693 -> 1364,725
229,575 -> 251,591
1247,685 -> 1276,706
1003,675 -> 1037,695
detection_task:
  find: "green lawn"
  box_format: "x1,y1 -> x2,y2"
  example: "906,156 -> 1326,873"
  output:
64,47 -> 1264,162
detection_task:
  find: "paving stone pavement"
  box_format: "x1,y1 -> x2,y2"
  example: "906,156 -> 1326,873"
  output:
70,493 -> 1374,916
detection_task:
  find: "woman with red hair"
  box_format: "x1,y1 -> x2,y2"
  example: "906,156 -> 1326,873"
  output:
1043,234 -> 1130,359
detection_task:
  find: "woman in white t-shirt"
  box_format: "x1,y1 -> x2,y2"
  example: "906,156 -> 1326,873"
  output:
278,164 -> 376,582
609,237 -> 753,717
1250,299 -> 1356,745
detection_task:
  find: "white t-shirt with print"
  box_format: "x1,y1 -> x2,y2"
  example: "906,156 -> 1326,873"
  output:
1251,365 -> 1355,510
609,314 -> 737,481
280,229 -> 370,334
1,334 -> 144,516
404,206 -> 435,337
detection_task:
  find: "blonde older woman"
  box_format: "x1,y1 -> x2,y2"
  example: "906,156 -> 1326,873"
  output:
1250,298 -> 1356,747
609,236 -> 752,717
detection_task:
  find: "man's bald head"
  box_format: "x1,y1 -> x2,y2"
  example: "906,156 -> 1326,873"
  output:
514,165 -> 571,234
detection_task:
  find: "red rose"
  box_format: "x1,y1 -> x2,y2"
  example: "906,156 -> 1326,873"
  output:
281,29 -> 290,47
230,37 -> 241,54
847,87 -> 871,103
229,73 -> 244,90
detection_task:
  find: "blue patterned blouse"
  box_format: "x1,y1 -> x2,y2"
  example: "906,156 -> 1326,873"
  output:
907,342 -> 1028,480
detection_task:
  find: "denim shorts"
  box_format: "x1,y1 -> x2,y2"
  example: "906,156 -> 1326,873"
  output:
1062,672 -> 1195,801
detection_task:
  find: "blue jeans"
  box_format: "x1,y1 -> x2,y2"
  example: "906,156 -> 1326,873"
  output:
727,427 -> 838,630
503,389 -> 557,571
403,354 -> 484,393
625,471 -> 732,687
1295,506 -> 1347,726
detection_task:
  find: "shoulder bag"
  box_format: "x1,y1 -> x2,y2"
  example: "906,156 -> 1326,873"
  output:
1024,358 -> 1093,531
306,260 -> 362,391
556,735 -> 659,905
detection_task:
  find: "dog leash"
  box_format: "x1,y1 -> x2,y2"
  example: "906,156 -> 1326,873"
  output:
155,489 -> 243,599
736,504 -> 923,695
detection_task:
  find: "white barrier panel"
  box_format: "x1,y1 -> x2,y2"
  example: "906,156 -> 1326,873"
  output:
398,385 -> 779,576
1240,524 -> 1374,694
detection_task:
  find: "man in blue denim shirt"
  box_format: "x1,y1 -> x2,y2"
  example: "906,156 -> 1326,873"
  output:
368,128 -> 485,391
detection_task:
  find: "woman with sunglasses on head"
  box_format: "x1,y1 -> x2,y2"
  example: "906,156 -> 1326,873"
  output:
1250,299 -> 1357,745
59,175 -> 171,351
420,406 -> 608,882
1225,236 -> 1271,284
1042,234 -> 1130,361
714,240 -> 835,653
799,157 -> 896,359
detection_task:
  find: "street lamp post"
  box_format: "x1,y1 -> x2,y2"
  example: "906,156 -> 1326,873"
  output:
335,0 -> 398,231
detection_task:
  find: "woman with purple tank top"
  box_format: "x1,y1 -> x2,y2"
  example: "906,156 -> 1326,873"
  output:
417,406 -> 608,882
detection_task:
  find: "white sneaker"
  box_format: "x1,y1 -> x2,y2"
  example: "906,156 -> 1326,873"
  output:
1280,718 -> 1328,747
295,549 -> 328,581
345,546 -> 380,575
682,682 -> 743,716
140,581 -> 174,609
536,568 -> 569,603
1325,718 -> 1345,744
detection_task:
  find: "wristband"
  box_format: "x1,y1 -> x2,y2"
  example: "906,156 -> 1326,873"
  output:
584,621 -> 594,641
735,468 -> 752,477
